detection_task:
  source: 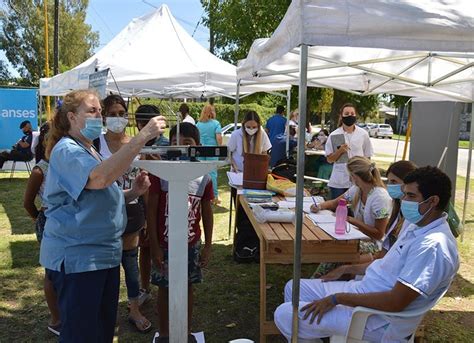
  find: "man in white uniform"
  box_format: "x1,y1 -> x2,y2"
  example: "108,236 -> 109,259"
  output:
326,104 -> 373,199
274,166 -> 459,342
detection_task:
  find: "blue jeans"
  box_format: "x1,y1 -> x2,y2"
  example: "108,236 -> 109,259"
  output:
47,265 -> 120,343
329,187 -> 348,200
122,247 -> 140,300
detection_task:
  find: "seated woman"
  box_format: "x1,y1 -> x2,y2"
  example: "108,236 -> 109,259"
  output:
310,156 -> 392,276
307,129 -> 329,150
318,160 -> 418,281
228,110 -> 272,172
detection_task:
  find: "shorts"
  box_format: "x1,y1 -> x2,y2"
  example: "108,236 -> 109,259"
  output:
35,210 -> 46,243
151,242 -> 202,288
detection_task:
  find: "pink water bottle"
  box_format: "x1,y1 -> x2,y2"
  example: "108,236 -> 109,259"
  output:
335,199 -> 348,235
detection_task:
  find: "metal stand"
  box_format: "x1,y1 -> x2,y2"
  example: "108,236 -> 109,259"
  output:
133,160 -> 227,343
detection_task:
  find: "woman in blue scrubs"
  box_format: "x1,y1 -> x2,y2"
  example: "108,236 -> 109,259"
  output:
39,89 -> 166,342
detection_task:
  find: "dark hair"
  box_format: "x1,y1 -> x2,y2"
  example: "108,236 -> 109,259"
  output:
276,105 -> 285,114
289,126 -> 297,136
35,121 -> 50,162
179,103 -> 189,114
169,122 -> 200,145
20,120 -> 31,129
386,160 -> 418,228
318,129 -> 329,136
404,166 -> 451,210
135,104 -> 160,126
102,94 -> 127,115
337,103 -> 357,127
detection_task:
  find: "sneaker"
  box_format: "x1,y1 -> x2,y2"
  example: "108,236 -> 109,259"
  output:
138,288 -> 152,306
47,323 -> 61,336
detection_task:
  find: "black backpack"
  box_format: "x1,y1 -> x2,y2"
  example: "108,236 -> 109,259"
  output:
271,157 -> 297,182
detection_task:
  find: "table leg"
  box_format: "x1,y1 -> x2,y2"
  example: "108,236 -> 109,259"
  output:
228,188 -> 234,239
259,240 -> 266,343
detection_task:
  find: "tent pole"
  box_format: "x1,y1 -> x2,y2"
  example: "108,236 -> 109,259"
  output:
402,105 -> 412,160
291,44 -> 308,343
234,79 -> 241,128
461,102 -> 474,242
286,88 -> 291,158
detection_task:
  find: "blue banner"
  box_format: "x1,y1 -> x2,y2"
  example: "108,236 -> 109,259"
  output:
0,88 -> 38,150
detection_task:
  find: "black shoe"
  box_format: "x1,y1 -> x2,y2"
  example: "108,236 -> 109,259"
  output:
188,334 -> 197,343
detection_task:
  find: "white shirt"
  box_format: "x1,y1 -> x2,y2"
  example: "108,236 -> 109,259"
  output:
182,115 -> 196,125
227,127 -> 272,172
344,186 -> 392,227
352,214 -> 459,340
325,126 -> 373,188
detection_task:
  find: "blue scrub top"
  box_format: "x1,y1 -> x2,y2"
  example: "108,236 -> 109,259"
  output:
270,133 -> 297,167
265,114 -> 287,142
40,137 -> 126,274
196,120 -> 222,146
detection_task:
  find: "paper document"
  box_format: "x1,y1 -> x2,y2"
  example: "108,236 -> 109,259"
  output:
307,215 -> 369,240
285,196 -> 324,203
227,171 -> 243,186
278,201 -> 316,213
307,213 -> 336,224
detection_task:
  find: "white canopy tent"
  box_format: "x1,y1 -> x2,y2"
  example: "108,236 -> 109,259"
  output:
39,4 -> 289,99
237,0 -> 473,341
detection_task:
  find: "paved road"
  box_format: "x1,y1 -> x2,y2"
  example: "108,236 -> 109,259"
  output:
370,137 -> 473,178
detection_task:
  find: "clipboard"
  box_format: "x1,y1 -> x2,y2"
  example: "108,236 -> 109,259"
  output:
330,134 -> 348,163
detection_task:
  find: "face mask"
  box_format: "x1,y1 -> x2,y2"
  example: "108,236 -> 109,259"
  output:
80,118 -> 103,141
106,117 -> 128,133
387,184 -> 404,199
245,127 -> 258,136
318,135 -> 327,144
342,115 -> 357,126
401,198 -> 432,224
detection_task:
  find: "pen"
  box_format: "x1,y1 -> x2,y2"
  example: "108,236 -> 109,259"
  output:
311,196 -> 318,210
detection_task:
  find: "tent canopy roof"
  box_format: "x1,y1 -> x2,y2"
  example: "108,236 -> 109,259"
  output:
238,0 -> 474,102
40,4 -> 289,98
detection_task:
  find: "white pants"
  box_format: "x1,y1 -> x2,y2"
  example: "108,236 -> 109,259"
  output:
274,279 -> 386,342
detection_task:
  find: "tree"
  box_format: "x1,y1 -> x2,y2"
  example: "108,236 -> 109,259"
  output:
0,60 -> 12,84
0,0 -> 99,83
200,0 -> 291,64
328,90 -> 379,130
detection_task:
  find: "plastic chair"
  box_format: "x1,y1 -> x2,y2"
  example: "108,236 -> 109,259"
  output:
10,159 -> 33,181
330,288 -> 449,343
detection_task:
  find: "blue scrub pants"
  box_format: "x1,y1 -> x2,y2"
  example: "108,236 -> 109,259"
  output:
329,187 -> 348,200
47,265 -> 120,343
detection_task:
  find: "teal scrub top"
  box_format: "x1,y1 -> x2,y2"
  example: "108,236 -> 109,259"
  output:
196,120 -> 222,146
40,137 -> 126,274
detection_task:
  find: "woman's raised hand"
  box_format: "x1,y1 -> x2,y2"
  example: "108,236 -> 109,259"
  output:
141,116 -> 167,142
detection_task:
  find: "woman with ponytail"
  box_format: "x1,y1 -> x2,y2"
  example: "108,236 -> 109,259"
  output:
40,89 -> 166,342
310,156 -> 392,276
227,110 -> 271,172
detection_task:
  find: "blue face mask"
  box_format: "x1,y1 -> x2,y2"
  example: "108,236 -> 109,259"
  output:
401,198 -> 432,224
80,118 -> 103,141
387,184 -> 404,199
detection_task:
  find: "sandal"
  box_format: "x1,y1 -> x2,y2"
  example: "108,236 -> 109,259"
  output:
128,316 -> 152,333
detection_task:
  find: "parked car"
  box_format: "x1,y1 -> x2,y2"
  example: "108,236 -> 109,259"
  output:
221,123 -> 242,145
357,123 -> 376,133
368,123 -> 393,138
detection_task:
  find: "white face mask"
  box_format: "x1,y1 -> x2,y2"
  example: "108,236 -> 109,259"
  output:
245,127 -> 258,136
106,117 -> 128,133
318,135 -> 327,144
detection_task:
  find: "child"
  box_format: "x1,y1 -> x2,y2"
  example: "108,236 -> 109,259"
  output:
148,123 -> 214,343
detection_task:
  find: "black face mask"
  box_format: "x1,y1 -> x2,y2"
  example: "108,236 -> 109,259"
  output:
342,115 -> 357,126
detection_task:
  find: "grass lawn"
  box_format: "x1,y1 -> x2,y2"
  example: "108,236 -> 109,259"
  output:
391,134 -> 471,150
0,168 -> 473,342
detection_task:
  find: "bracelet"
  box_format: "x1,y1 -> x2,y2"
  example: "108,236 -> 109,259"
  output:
330,294 -> 338,306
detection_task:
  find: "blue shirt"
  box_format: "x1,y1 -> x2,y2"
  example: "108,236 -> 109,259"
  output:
269,133 -> 297,167
196,120 -> 222,146
40,137 -> 126,274
265,114 -> 287,142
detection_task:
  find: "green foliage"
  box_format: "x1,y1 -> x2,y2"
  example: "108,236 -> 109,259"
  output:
200,0 -> 291,64
0,60 -> 12,84
135,100 -> 275,126
0,0 -> 99,83
327,90 -> 379,129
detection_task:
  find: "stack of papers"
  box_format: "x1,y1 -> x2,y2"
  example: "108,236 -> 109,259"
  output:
306,214 -> 369,240
227,171 -> 243,186
278,196 -> 324,213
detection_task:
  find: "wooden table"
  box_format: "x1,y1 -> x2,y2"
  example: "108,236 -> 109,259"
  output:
235,195 -> 360,342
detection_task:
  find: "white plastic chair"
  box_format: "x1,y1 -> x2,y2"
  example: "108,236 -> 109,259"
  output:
330,288 -> 449,343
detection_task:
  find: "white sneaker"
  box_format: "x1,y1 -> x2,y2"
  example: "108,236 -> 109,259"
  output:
138,288 -> 152,306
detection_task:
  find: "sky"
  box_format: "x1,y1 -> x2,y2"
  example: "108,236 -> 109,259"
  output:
1,0 -> 210,77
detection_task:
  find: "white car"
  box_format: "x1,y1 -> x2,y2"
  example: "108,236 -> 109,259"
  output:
369,124 -> 393,138
221,123 -> 242,145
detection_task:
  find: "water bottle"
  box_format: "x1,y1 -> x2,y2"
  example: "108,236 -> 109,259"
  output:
335,199 -> 348,235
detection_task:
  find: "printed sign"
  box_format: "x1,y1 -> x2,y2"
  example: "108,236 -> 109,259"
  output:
0,88 -> 38,150
88,68 -> 110,99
